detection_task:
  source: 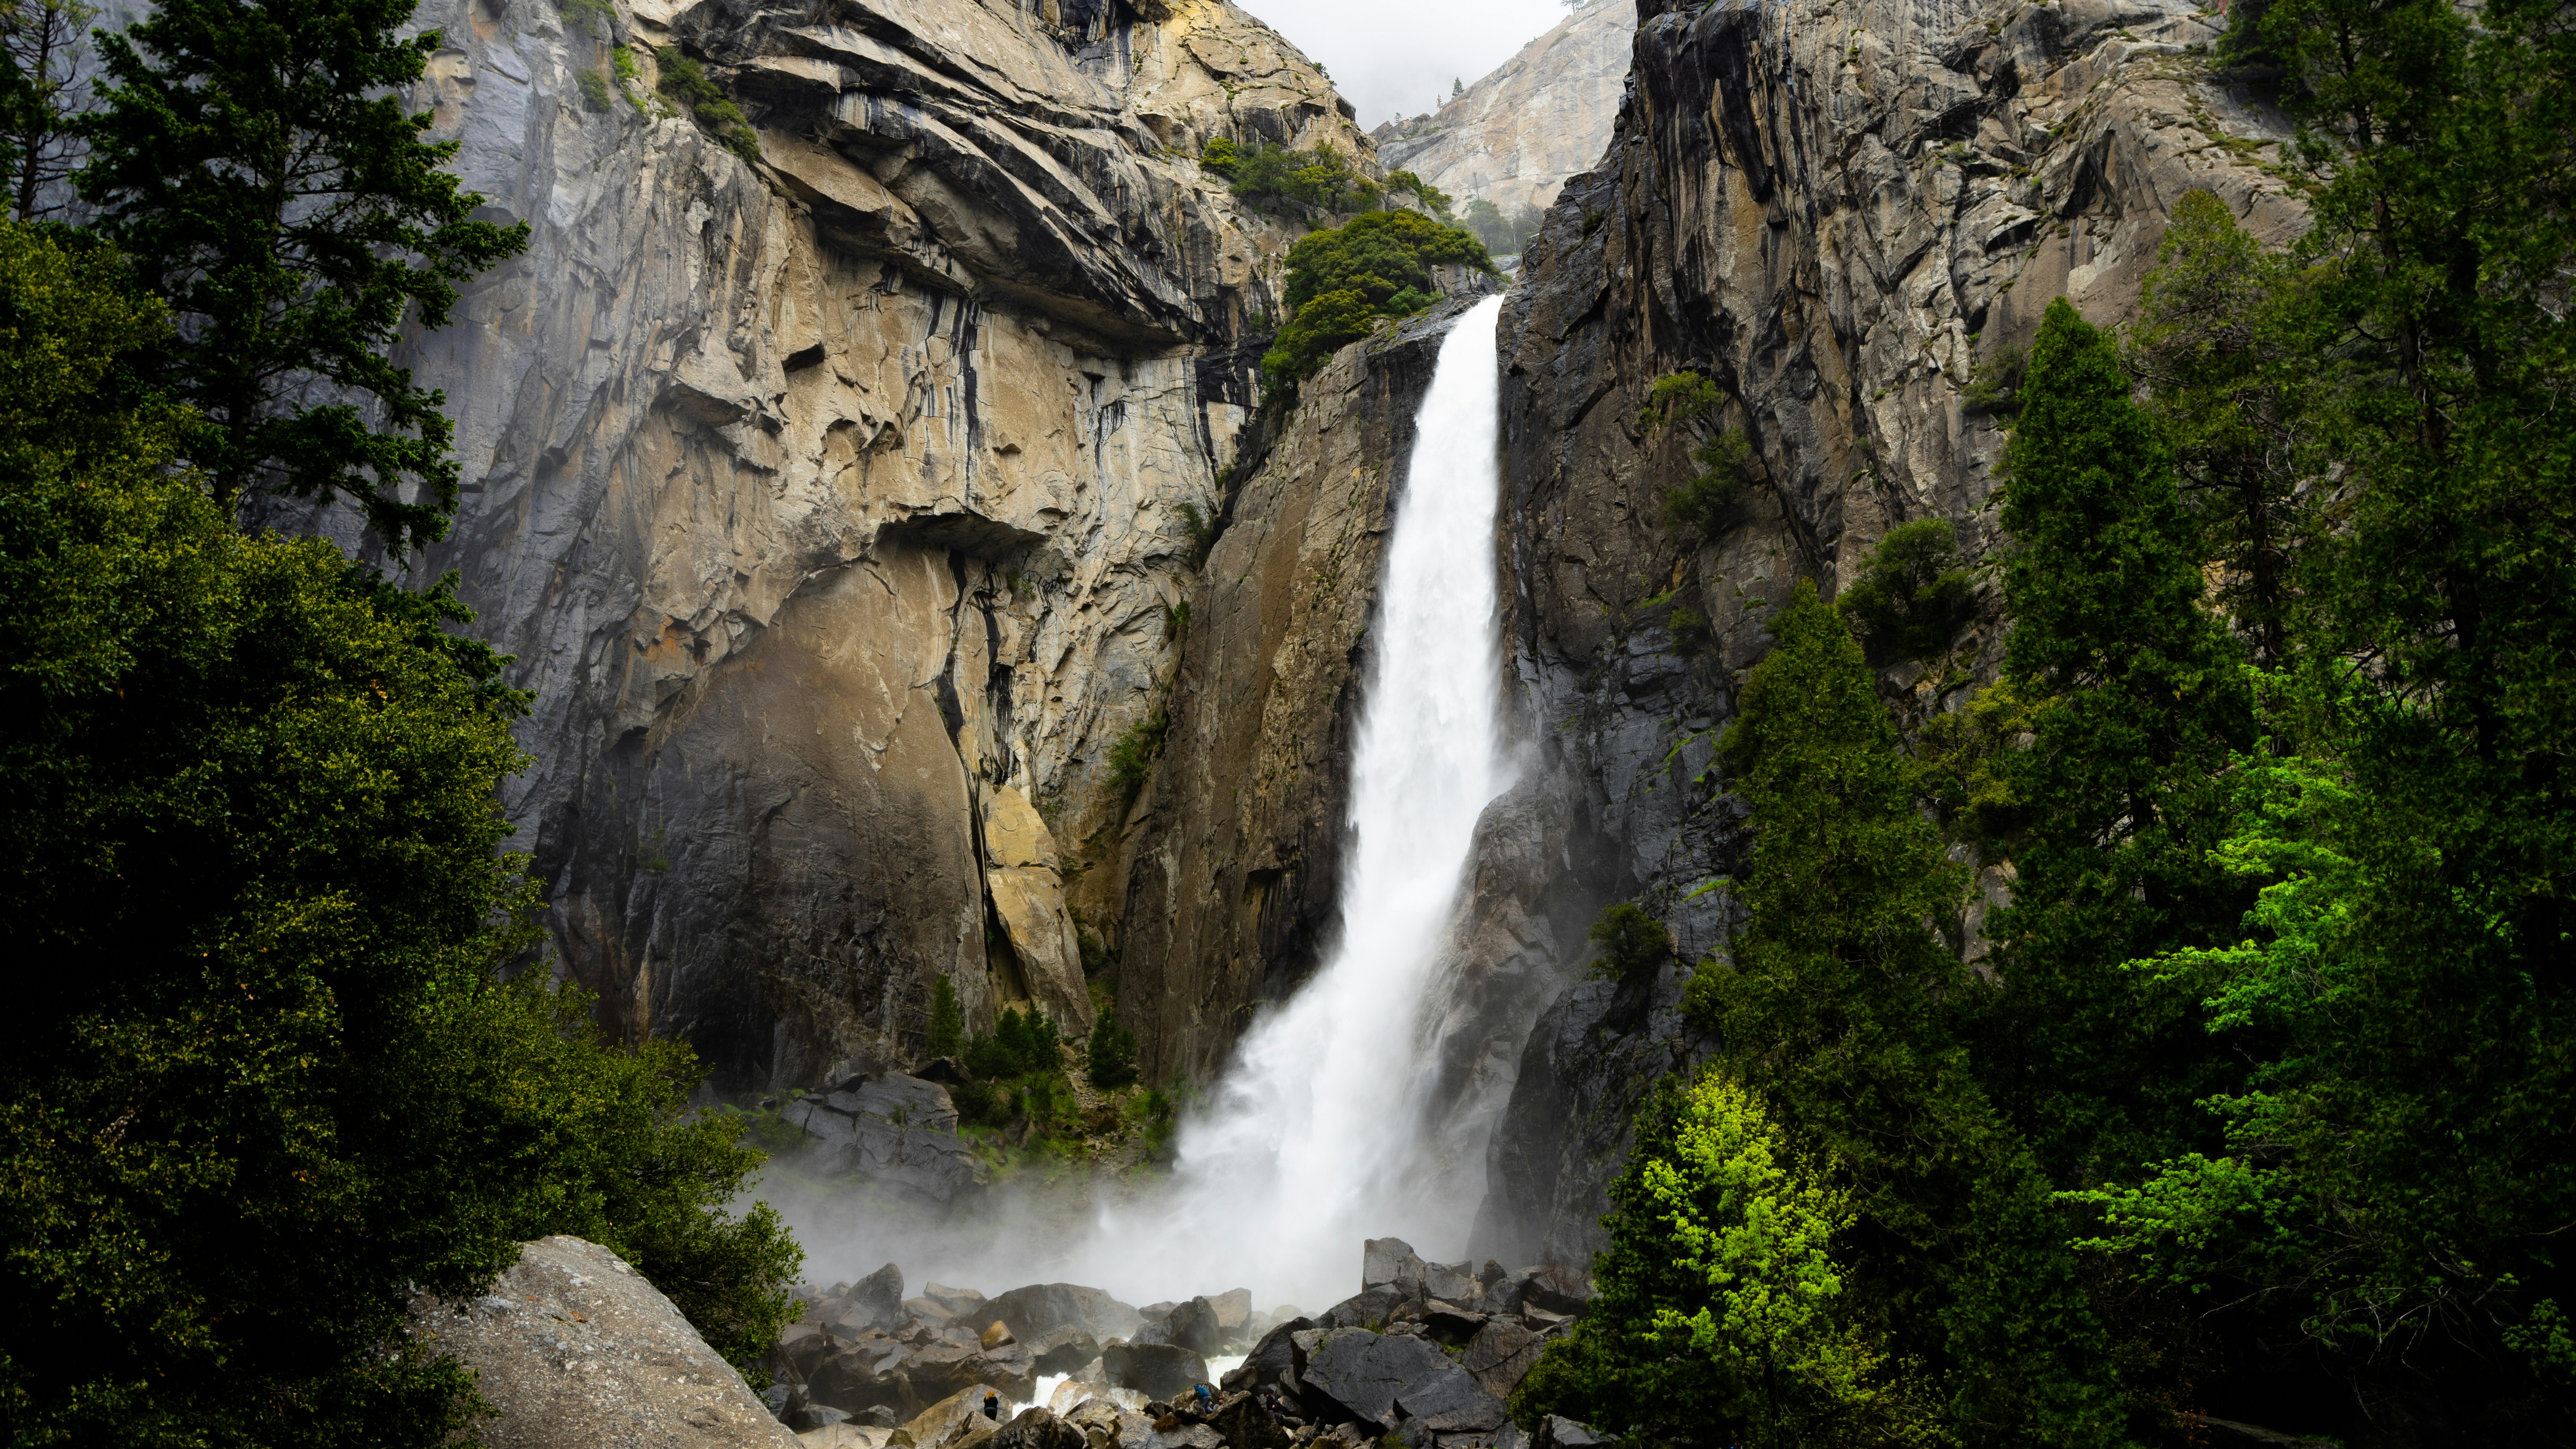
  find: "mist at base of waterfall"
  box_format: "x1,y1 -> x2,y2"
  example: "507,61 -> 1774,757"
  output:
766,296 -> 1513,1314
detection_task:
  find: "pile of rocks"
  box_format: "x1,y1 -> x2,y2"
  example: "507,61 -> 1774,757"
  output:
763,1238 -> 1601,1449
777,1074 -> 981,1210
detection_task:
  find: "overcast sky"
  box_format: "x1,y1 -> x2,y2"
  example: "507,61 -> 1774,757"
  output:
1239,0 -> 1580,128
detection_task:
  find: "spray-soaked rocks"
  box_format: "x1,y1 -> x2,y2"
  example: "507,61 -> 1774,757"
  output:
782,1075 -> 981,1209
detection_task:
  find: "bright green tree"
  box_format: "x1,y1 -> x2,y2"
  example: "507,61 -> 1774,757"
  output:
77,0 -> 528,554
1834,519 -> 1972,665
1513,1071 -> 1922,1447
927,973 -> 966,1059
1262,209 -> 1495,383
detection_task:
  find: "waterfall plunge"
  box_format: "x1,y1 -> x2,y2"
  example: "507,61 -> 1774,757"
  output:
1109,295 -> 1515,1309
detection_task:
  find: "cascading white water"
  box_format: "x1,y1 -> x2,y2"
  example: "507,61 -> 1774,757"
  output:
1096,295 -> 1514,1309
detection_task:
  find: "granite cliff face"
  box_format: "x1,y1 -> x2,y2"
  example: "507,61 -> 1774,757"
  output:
1466,0 -> 2303,1266
386,0 -> 1377,1090
1372,0 -> 1636,223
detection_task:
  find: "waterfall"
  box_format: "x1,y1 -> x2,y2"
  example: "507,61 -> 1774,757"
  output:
1109,295 -> 1515,1310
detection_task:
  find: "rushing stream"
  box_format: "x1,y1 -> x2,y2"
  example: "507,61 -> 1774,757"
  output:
1105,295 -> 1516,1308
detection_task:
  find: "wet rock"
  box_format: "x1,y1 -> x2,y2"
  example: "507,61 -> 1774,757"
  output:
1220,1317 -> 1316,1394
904,1386 -> 1010,1449
1459,1320 -> 1544,1402
991,1408 -> 1086,1449
406,1235 -> 796,1448
1299,1329 -> 1494,1429
808,1339 -> 916,1418
923,1285 -> 988,1317
1362,1239 -> 1428,1289
1420,1303 -> 1485,1347
855,1264 -> 908,1326
1319,1285 -> 1406,1331
1207,1394 -> 1291,1449
1421,1264 -> 1477,1308
1208,1289 -> 1254,1334
785,1083 -> 980,1209
1103,1340 -> 1212,1400
1064,1400 -> 1126,1449
981,1322 -> 1017,1350
788,1406 -> 854,1433
1160,1297 -> 1225,1357
1516,1270 -> 1591,1320
988,1284 -> 1144,1346
1027,1324 -> 1103,1376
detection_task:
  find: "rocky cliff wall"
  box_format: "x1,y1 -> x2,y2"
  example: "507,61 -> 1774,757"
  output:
377,0 -> 1382,1091
1372,0 -> 1636,223
1469,0 -> 2305,1267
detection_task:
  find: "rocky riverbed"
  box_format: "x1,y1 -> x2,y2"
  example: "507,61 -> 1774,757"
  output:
762,1237 -> 1596,1449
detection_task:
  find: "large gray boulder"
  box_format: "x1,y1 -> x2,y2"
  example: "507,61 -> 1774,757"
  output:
1101,1340 -> 1209,1400
1319,1283 -> 1406,1331
1362,1238 -> 1428,1289
853,1262 -> 906,1326
1158,1297 -> 1225,1357
1220,1317 -> 1315,1394
784,1076 -> 980,1207
987,1283 -> 1143,1345
1025,1324 -> 1103,1376
407,1235 -> 796,1449
1460,1319 -> 1546,1402
1300,1329 -> 1502,1433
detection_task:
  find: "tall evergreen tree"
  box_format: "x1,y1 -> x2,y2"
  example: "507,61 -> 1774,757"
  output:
77,0 -> 526,555
1683,582 -> 2127,1446
1981,298 -> 2255,1188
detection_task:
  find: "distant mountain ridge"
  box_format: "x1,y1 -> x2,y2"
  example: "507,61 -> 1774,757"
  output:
1370,0 -> 1635,225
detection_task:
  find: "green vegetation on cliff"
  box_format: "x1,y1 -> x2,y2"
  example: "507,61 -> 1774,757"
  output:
1262,209 -> 1495,384
1521,0 -> 2576,1438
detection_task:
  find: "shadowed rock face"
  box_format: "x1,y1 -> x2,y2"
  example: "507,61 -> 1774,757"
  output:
356,0 -> 1383,1091
1470,0 -> 2307,1266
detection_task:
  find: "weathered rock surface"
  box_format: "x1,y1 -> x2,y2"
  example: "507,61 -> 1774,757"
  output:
1102,1339 -> 1209,1399
1300,1329 -> 1502,1434
1471,0 -> 2304,1269
987,1282 -> 1143,1346
1373,0 -> 1637,223
783,1076 -> 980,1206
360,0 -> 1386,1093
408,1235 -> 795,1449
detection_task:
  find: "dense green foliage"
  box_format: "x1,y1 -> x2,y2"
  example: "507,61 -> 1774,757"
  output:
1585,902 -> 1669,982
1543,2 -> 2576,1433
654,45 -> 758,162
1261,209 -> 1495,383
1510,1073 -> 1921,1447
1834,520 -> 1972,665
1085,1007 -> 1138,1090
1107,708 -> 1169,794
1637,370 -> 1759,543
955,1008 -> 1077,1134
1200,135 -> 1378,212
77,0 -> 528,556
927,974 -> 966,1059
0,224 -> 802,1443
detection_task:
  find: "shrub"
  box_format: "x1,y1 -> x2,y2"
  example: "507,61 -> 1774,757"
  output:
927,975 -> 965,1059
1107,709 -> 1170,794
1087,1009 -> 1139,1089
1384,168 -> 1453,218
1835,518 -> 1975,663
1960,341 -> 2027,415
1197,134 -> 1240,179
1665,427 -> 1759,543
1669,604 -> 1711,654
1510,1072 -> 1922,1446
1224,140 -> 1378,212
576,66 -> 612,113
654,46 -> 759,161
1640,370 -> 1722,432
1262,209 -> 1497,384
1587,902 -> 1670,981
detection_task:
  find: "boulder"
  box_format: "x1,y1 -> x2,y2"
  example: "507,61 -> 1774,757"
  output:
808,1340 -> 917,1417
1319,1284 -> 1405,1331
981,1322 -> 1017,1350
785,1082 -> 980,1208
1535,1416 -> 1610,1449
990,1408 -> 1086,1449
856,1264 -> 908,1326
1421,1303 -> 1485,1347
1207,1394 -> 1291,1449
1102,1340 -> 1210,1400
923,1284 -> 988,1316
914,1056 -> 973,1088
1362,1239 -> 1428,1289
1026,1324 -> 1103,1376
903,1386 -> 1011,1449
787,1406 -> 854,1433
1516,1270 -> 1591,1319
1207,1289 -> 1254,1333
1064,1400 -> 1127,1449
1460,1320 -> 1545,1402
407,1234 -> 797,1448
1422,1263 -> 1478,1309
1300,1330 -> 1498,1432
1219,1318 -> 1315,1394
1161,1297 -> 1225,1357
905,1342 -> 1036,1407
988,1283 -> 1144,1345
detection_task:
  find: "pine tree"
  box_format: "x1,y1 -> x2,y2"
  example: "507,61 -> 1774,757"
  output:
1685,582 -> 2126,1445
77,0 -> 527,555
1982,298 -> 2255,1187
927,975 -> 965,1060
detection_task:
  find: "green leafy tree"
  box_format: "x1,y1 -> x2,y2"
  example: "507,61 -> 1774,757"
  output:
1263,209 -> 1495,384
1512,1071 -> 1923,1447
1686,582 -> 2126,1444
0,223 -> 799,1444
76,0 -> 529,555
1224,139 -> 1378,212
1835,519 -> 1972,665
1585,901 -> 1668,981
